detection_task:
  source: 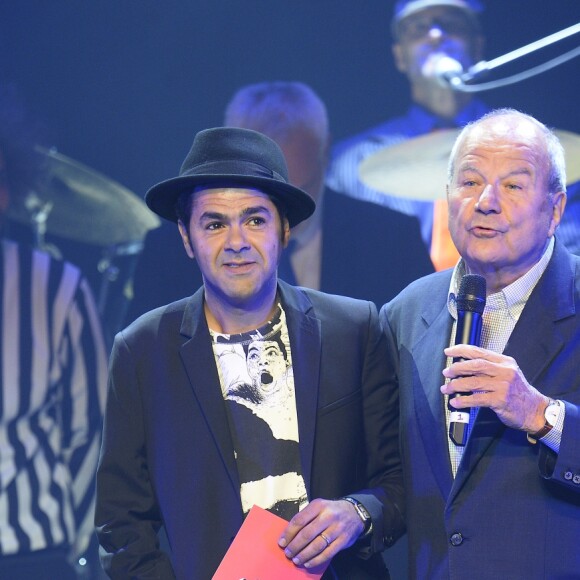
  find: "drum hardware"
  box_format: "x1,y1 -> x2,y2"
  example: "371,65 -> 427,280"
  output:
7,147 -> 160,343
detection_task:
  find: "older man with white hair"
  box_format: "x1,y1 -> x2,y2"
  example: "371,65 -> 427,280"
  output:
381,109 -> 580,579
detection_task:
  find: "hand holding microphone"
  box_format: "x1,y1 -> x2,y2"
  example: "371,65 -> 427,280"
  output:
442,275 -> 548,437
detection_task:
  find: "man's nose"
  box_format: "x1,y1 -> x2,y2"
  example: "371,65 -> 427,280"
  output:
475,184 -> 501,214
225,224 -> 250,252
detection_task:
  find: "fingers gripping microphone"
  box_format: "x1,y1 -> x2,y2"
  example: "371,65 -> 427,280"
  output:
448,274 -> 486,446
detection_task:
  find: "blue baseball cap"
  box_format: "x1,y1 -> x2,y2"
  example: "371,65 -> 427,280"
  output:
392,0 -> 483,35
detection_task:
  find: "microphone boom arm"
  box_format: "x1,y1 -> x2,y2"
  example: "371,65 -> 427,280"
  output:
451,22 -> 580,92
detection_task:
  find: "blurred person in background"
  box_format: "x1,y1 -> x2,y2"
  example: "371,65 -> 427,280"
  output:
328,0 -> 488,272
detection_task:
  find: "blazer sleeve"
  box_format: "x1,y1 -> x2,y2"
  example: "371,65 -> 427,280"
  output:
539,401 -> 580,491
95,332 -> 176,579
351,302 -> 405,554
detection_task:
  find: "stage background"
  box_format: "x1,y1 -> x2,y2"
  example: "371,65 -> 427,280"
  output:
2,1 -> 578,202
2,2 -> 579,578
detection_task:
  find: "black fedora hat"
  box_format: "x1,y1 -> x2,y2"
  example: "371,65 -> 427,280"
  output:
145,127 -> 315,227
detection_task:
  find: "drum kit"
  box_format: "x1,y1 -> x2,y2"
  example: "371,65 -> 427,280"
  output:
7,147 -> 160,343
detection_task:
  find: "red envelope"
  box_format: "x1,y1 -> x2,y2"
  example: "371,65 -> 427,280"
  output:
212,505 -> 329,579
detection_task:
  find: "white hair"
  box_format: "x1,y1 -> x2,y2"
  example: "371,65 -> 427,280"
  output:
223,81 -> 329,145
447,108 -> 567,195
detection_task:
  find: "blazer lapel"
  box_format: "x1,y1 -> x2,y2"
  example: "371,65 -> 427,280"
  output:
450,407 -> 505,502
278,281 -> 321,497
178,289 -> 240,494
503,240 -> 574,392
413,286 -> 455,499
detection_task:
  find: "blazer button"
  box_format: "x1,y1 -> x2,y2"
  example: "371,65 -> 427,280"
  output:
450,532 -> 463,546
573,474 -> 580,485
564,471 -> 573,481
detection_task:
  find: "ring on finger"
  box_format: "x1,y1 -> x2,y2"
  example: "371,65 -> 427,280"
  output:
319,532 -> 331,547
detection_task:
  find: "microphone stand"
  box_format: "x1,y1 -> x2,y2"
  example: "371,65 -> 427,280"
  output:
449,22 -> 580,92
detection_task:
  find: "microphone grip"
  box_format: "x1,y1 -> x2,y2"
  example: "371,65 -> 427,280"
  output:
448,310 -> 483,446
448,392 -> 470,446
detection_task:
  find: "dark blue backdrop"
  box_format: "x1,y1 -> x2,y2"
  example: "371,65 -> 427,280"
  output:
1,2 -> 578,578
2,1 -> 578,202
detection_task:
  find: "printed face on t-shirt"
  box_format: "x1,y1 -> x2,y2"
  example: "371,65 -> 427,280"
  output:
247,340 -> 288,393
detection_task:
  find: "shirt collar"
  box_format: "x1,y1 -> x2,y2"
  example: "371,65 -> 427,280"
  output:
447,236 -> 555,321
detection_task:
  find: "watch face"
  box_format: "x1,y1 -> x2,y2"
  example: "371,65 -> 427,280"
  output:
545,401 -> 560,426
359,504 -> 370,521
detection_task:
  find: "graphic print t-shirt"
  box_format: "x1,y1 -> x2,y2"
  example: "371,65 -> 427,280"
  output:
210,304 -> 308,520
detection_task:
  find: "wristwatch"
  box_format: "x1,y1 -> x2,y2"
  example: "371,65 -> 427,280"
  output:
527,399 -> 561,444
342,497 -> 372,537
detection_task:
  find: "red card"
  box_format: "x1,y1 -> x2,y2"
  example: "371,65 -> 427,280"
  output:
212,505 -> 329,579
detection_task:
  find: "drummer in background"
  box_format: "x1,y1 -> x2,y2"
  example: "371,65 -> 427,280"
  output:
0,83 -> 108,579
327,0 -> 580,268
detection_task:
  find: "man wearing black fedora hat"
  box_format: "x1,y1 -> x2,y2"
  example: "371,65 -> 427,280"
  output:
95,126 -> 404,578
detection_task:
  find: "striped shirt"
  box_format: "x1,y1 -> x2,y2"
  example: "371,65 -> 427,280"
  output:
0,239 -> 108,557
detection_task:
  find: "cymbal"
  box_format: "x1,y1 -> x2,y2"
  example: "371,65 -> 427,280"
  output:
8,147 -> 160,246
359,128 -> 580,201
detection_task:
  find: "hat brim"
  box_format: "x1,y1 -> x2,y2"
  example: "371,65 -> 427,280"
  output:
392,0 -> 481,36
145,173 -> 316,228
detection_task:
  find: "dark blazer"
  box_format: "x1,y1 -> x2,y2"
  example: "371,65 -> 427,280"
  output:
96,281 -> 405,579
319,190 -> 433,307
125,189 -> 433,324
380,239 -> 580,580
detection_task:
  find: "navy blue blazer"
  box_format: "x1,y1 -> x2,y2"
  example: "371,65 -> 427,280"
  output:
96,281 -> 404,579
381,239 -> 580,579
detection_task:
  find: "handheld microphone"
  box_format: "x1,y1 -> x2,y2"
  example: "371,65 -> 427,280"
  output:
432,55 -> 464,88
448,274 -> 486,446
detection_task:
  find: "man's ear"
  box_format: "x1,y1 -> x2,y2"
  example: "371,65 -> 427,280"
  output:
282,217 -> 291,248
548,190 -> 567,236
392,43 -> 407,74
178,220 -> 195,259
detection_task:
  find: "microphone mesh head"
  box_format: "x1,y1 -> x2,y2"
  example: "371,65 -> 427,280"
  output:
457,274 -> 486,314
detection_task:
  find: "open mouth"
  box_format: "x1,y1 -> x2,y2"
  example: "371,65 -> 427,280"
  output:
260,371 -> 273,385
